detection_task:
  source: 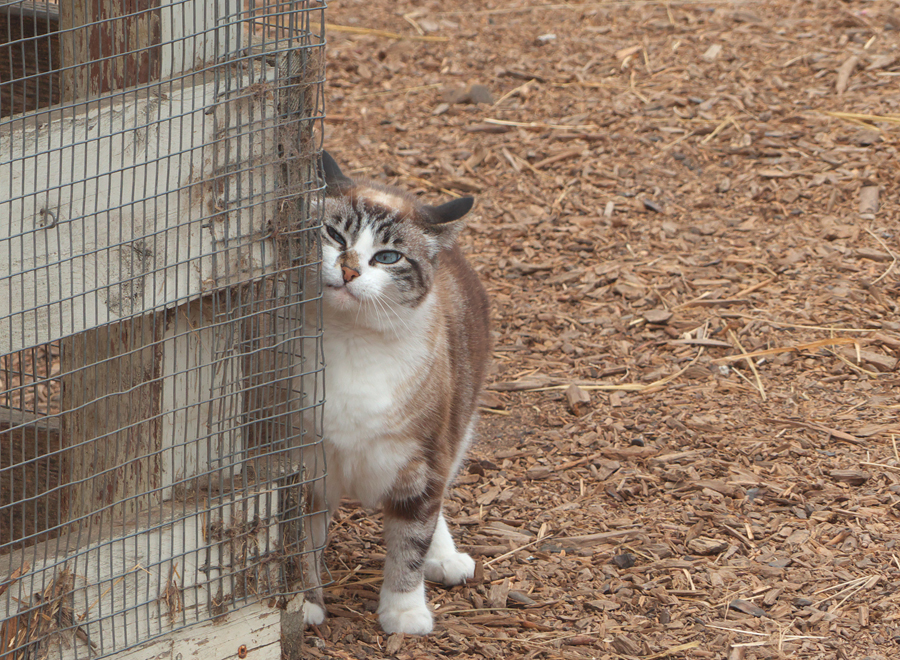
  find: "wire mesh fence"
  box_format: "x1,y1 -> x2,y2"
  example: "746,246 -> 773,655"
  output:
0,1 -> 326,658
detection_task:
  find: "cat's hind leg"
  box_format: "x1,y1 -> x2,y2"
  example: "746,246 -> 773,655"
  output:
424,511 -> 475,586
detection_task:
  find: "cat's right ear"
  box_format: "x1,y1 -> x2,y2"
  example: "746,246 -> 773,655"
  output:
320,150 -> 352,195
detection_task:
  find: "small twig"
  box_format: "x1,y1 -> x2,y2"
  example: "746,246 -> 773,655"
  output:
493,80 -> 534,107
728,329 -> 766,401
864,227 -> 897,285
80,564 -> 143,619
652,130 -> 698,159
642,641 -> 701,659
828,347 -> 881,378
702,624 -> 768,637
861,461 -> 900,473
324,22 -> 448,42
441,606 -> 523,614
721,524 -> 755,549
812,575 -> 868,596
701,114 -> 735,144
829,575 -> 879,613
524,348 -> 703,393
766,418 -> 865,446
479,407 -> 512,416
825,110 -> 900,125
402,13 -> 425,35
483,536 -> 551,568
703,622 -> 827,642
724,316 -> 880,332
734,276 -> 777,299
713,337 -> 859,364
482,118 -> 598,131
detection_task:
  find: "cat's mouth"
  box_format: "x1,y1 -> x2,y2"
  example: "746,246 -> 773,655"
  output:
325,283 -> 359,303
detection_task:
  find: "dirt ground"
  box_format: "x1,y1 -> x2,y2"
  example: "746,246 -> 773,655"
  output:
291,1 -> 900,659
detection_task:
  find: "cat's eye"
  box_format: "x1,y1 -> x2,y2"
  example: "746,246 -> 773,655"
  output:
325,225 -> 346,246
373,250 -> 402,265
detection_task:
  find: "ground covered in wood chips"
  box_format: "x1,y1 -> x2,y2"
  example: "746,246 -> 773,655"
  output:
289,1 -> 900,659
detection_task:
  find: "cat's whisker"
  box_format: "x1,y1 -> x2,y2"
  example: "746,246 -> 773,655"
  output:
372,294 -> 401,336
376,293 -> 413,335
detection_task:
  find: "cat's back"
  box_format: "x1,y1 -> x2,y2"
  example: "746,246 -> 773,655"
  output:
435,245 -> 491,402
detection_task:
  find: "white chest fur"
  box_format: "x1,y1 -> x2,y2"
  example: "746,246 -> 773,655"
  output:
322,303 -> 437,507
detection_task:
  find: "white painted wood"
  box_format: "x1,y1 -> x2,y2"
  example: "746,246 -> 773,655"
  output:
0,59 -> 281,355
110,603 -> 281,660
0,493 -> 281,660
159,0 -> 239,78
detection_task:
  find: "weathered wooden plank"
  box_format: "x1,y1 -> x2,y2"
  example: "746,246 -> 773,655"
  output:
159,300 -> 244,500
59,0 -> 237,103
59,0 -> 160,102
60,317 -> 163,527
111,603 -> 281,660
0,493 -> 281,660
0,62 -> 281,355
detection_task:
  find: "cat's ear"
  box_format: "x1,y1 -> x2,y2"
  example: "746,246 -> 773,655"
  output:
428,197 -> 474,224
423,197 -> 474,250
320,150 -> 352,194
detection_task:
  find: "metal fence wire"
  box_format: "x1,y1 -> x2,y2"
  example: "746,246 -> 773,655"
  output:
0,1 -> 326,658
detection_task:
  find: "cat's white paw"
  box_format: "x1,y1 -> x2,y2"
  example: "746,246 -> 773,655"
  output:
378,588 -> 433,635
301,600 -> 326,626
424,551 -> 475,586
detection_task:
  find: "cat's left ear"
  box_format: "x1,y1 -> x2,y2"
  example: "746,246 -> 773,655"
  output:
429,197 -> 474,224
424,196 -> 474,249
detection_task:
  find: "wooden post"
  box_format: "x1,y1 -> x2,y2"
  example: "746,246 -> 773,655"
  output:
59,0 -> 160,102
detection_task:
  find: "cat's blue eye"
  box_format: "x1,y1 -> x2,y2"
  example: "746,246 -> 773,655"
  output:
373,250 -> 402,265
326,225 -> 346,246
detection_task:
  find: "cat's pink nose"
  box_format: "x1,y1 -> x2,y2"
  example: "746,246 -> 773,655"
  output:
341,266 -> 360,283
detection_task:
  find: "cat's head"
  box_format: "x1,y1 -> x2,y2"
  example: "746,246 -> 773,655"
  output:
316,150 -> 474,320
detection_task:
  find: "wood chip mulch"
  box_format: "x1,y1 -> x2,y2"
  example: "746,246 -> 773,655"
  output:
292,1 -> 900,659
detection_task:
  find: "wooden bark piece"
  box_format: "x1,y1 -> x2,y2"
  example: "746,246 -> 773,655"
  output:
565,383 -> 591,416
835,55 -> 859,95
839,347 -> 897,372
859,186 -> 880,215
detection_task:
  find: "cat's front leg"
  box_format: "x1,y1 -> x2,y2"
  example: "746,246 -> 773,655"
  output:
378,494 -> 442,635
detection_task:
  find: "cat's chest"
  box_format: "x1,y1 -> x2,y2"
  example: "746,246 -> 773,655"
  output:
323,328 -> 431,436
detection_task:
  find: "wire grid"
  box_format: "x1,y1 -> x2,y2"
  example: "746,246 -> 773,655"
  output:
0,1 -> 326,658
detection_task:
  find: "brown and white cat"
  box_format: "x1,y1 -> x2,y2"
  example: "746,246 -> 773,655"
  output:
298,151 -> 490,635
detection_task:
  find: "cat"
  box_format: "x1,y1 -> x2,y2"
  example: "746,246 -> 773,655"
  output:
298,151 -> 491,635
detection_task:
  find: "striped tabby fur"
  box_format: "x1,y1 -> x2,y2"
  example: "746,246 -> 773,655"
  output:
299,151 -> 491,635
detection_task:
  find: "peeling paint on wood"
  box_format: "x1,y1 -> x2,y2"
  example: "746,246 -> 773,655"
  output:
0,499 -> 282,660
59,0 -> 161,103
0,63 -> 281,355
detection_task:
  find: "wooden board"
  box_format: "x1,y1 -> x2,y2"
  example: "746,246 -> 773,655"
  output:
59,0 -> 236,103
59,0 -> 161,102
0,59 -> 282,356
0,493 -> 282,660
